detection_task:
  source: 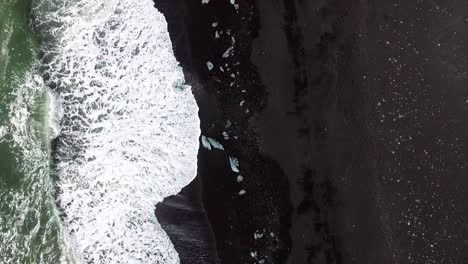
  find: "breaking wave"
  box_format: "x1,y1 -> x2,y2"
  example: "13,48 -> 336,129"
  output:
31,0 -> 200,262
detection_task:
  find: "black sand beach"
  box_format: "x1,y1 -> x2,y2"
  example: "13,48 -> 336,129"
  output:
155,0 -> 468,263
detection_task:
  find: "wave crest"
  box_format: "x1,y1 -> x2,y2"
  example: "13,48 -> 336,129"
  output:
32,0 -> 200,262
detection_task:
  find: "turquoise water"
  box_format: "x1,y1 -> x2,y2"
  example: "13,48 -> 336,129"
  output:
0,1 -> 70,262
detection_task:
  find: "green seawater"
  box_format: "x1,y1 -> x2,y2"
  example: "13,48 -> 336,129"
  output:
0,1 -> 71,262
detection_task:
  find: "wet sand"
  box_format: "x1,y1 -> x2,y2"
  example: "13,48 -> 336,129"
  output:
155,0 -> 468,263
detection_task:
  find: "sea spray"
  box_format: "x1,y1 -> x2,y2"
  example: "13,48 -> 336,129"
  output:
32,0 -> 201,262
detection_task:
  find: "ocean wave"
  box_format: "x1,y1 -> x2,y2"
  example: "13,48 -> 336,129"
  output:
1,69 -> 71,263
32,0 -> 200,263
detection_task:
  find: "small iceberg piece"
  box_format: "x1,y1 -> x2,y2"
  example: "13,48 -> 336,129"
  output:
236,175 -> 243,182
201,135 -> 224,150
207,61 -> 214,71
202,0 -> 210,4
222,131 -> 229,140
207,137 -> 224,150
230,0 -> 235,4
229,156 -> 240,172
239,100 -> 245,106
239,189 -> 246,195
215,31 -> 220,39
212,21 -> 218,27
254,230 -> 264,239
222,46 -> 234,58
201,135 -> 212,150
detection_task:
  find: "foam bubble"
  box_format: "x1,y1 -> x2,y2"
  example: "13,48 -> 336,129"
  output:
32,0 -> 200,263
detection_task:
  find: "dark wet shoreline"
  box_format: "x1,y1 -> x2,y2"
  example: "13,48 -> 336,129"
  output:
155,0 -> 291,263
155,1 -> 468,263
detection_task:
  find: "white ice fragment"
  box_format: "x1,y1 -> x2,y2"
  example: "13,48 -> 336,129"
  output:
215,31 -> 220,39
236,175 -> 243,182
239,189 -> 246,195
234,4 -> 239,10
222,46 -> 234,58
202,0 -> 210,4
220,66 -> 224,72
226,120 -> 232,128
201,135 -> 212,150
250,251 -> 257,258
229,156 -> 240,172
207,137 -> 224,150
230,0 -> 235,4
222,131 -> 229,140
230,73 -> 236,78
240,100 -> 245,106
207,61 -> 214,71
254,231 -> 264,239
202,136 -> 224,150
212,22 -> 218,27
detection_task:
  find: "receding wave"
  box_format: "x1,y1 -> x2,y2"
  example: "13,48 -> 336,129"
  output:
31,0 -> 200,263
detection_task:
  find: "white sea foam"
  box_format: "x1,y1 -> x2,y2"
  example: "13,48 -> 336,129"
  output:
47,89 -> 63,139
32,0 -> 200,263
1,69 -> 73,263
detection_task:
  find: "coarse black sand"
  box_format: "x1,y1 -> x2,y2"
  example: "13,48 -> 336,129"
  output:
155,1 -> 468,264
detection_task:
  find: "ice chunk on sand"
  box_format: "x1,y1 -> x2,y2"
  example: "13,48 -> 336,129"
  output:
229,156 -> 240,172
201,135 -> 224,150
222,131 -> 229,140
207,61 -> 214,71
254,231 -> 264,239
207,137 -> 224,150
201,135 -> 212,150
222,46 -> 234,58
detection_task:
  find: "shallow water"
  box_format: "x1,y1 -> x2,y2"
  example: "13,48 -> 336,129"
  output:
0,1 -> 70,263
1,0 -> 200,263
